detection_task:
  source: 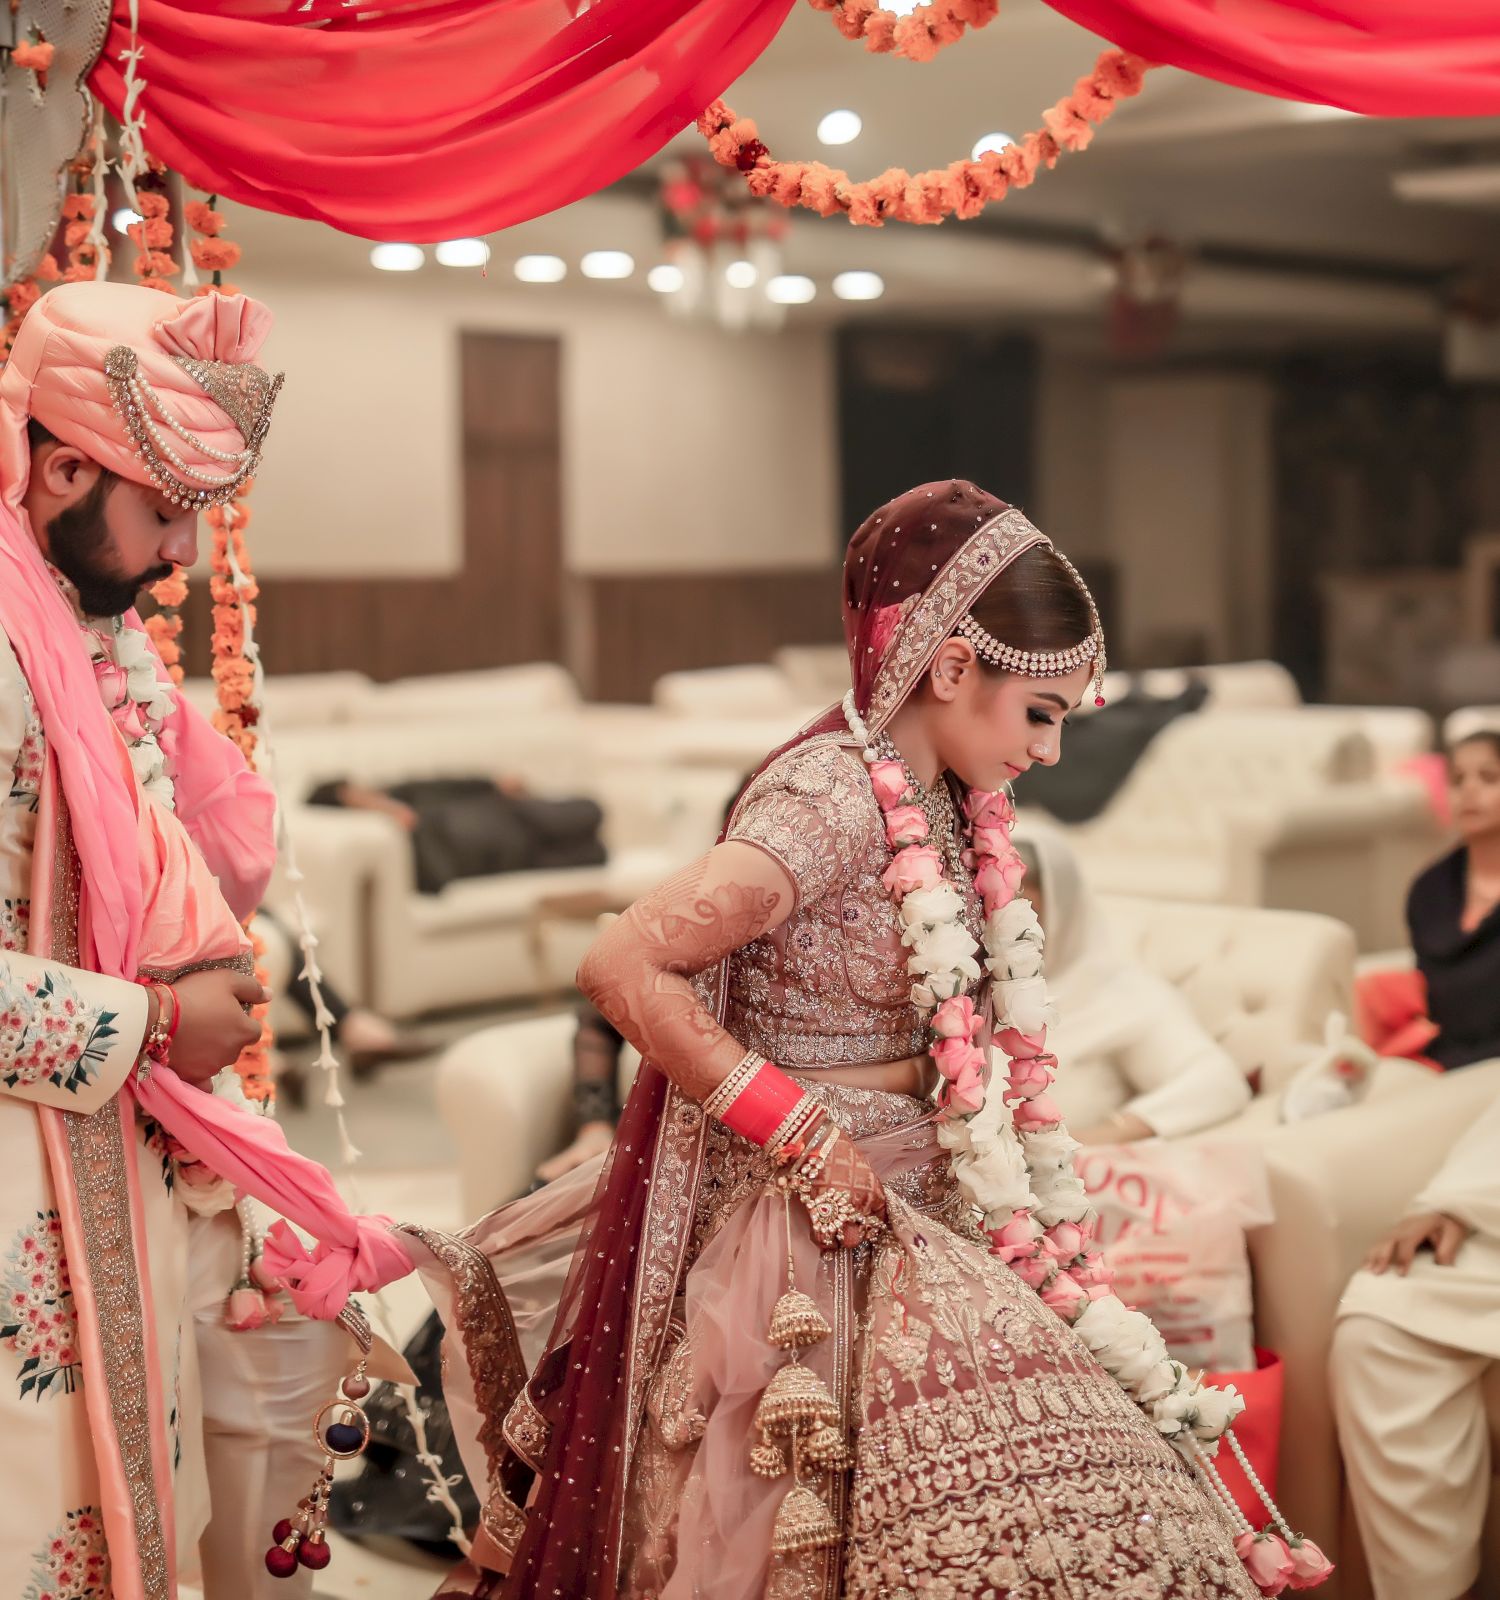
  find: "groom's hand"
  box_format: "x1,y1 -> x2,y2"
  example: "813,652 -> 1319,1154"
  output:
167,969 -> 268,1089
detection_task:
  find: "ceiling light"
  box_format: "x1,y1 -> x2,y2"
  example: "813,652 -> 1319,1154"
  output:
971,132 -> 1015,160
832,270 -> 884,302
435,238 -> 490,268
514,254 -> 567,283
647,263 -> 685,293
111,207 -> 142,235
370,243 -> 425,272
766,274 -> 816,305
724,259 -> 758,290
884,0 -> 923,13
580,250 -> 634,280
817,109 -> 862,147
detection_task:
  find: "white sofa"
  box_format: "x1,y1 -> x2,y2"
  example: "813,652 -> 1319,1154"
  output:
1036,711 -> 1443,951
1447,705 -> 1500,744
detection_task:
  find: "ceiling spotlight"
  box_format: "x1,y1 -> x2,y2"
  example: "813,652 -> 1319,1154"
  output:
580,250 -> 634,280
724,259 -> 758,290
647,263 -> 685,293
111,207 -> 142,235
766,274 -> 816,305
514,254 -> 567,283
971,132 -> 1015,160
370,243 -> 425,272
832,270 -> 884,302
435,238 -> 491,268
817,109 -> 862,147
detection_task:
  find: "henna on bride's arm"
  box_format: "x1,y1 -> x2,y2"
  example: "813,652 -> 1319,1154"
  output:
577,844 -> 795,1104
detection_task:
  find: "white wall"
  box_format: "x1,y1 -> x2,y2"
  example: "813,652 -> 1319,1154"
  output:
239,276 -> 838,580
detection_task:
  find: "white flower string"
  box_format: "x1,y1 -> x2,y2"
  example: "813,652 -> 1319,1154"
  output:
212,527 -> 475,1556
842,686 -> 1327,1593
86,616 -> 178,807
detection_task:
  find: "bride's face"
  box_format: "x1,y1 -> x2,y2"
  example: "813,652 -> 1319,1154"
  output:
932,655 -> 1093,794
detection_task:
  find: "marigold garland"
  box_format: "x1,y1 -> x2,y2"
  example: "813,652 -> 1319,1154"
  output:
185,194 -> 242,297
810,0 -> 998,63
146,569 -> 188,687
697,49 -> 1148,226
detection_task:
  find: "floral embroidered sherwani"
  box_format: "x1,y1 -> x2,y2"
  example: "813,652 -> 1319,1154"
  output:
0,620 -> 208,1599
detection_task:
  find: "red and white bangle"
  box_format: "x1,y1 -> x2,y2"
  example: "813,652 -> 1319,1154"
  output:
703,1050 -> 821,1151
137,980 -> 179,1082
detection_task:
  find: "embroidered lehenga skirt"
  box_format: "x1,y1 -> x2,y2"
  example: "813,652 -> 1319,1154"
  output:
606,1081 -> 1258,1600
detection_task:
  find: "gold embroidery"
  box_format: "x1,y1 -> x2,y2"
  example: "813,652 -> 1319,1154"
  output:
865,509 -> 1049,734
502,1384 -> 550,1472
645,1319 -> 706,1450
480,1489 -> 528,1559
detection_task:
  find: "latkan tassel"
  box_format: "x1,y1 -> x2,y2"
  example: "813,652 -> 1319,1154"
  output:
800,1421 -> 849,1471
771,1484 -> 841,1555
768,1289 -> 831,1351
754,1362 -> 840,1437
751,1437 -> 790,1479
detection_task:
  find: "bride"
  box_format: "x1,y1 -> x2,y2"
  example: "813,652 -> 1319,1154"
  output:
408,480 -> 1325,1599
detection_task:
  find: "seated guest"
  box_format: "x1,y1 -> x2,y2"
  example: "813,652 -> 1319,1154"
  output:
1331,1090 -> 1500,1600
535,1001 -> 624,1182
1400,731 -> 1500,1070
1017,827 -> 1251,1143
308,774 -> 606,894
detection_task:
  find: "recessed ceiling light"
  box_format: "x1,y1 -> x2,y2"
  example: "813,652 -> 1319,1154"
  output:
580,250 -> 634,280
724,259 -> 758,289
832,270 -> 884,302
647,263 -> 685,293
370,243 -> 425,272
435,238 -> 490,268
817,109 -> 862,147
766,274 -> 816,305
514,254 -> 567,283
111,207 -> 142,235
971,132 -> 1015,160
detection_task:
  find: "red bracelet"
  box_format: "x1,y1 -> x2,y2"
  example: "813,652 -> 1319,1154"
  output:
163,983 -> 182,1044
703,1052 -> 813,1148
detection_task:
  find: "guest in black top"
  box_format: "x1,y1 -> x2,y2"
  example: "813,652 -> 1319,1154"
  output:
1407,731 -> 1500,1070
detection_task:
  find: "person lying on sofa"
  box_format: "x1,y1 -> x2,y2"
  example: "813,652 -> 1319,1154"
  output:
1331,1088 -> 1500,1600
306,773 -> 606,894
1015,826 -> 1252,1143
1356,730 -> 1500,1071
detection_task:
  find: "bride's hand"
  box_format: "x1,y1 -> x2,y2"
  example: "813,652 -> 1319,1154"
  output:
797,1129 -> 887,1250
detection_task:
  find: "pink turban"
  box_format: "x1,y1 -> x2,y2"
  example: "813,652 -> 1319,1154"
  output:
0,281 -> 280,510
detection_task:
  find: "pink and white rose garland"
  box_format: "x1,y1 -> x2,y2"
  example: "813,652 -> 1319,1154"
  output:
86,617 -> 177,808
843,691 -> 1330,1590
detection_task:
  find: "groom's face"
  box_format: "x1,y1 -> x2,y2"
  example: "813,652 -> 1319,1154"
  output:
28,441 -> 198,616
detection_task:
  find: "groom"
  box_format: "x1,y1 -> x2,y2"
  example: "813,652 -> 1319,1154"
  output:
0,280 -> 284,1596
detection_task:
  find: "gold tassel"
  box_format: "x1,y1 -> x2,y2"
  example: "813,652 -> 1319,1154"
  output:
750,1438 -> 789,1479
771,1484 -> 841,1555
800,1421 -> 849,1471
754,1362 -> 840,1437
768,1289 -> 831,1351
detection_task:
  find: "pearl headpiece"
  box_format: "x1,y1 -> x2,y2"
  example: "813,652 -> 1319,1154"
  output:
955,550 -> 1108,706
103,343 -> 284,510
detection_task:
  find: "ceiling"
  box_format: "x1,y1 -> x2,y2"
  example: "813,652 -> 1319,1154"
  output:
234,0 -> 1500,349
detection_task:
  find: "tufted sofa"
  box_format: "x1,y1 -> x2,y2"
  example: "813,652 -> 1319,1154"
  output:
1447,705 -> 1500,744
1036,711 -> 1443,951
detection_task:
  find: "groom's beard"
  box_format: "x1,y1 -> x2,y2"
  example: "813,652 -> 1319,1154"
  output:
45,479 -> 172,617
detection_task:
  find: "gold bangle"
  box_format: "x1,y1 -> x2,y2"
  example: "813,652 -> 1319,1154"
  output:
765,1093 -> 822,1159
702,1050 -> 765,1121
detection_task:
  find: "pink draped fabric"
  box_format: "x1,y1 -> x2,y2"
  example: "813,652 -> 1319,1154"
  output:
88,0 -> 796,242
84,2 -> 1500,243
1041,1 -> 1500,115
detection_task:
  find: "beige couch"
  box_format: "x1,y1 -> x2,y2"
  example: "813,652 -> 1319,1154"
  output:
1038,712 -> 1443,951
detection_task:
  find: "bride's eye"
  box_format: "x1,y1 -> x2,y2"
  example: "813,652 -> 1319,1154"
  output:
1026,708 -> 1055,727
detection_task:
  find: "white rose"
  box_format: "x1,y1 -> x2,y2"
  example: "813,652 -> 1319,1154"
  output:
1074,1295 -> 1134,1352
963,1142 -> 1033,1217
1150,1390 -> 1198,1436
999,975 -> 1053,1035
910,981 -> 937,1010
1135,1359 -> 1183,1406
1020,1128 -> 1080,1169
907,921 -> 982,979
1190,1383 -> 1244,1440
990,896 -> 1043,948
114,627 -> 151,668
999,935 -> 1045,981
900,882 -> 965,930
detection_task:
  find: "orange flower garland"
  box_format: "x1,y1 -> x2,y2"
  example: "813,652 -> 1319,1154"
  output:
185,195 -> 243,296
146,569 -> 188,687
809,0 -> 998,63
698,49 -> 1148,226
128,189 -> 179,295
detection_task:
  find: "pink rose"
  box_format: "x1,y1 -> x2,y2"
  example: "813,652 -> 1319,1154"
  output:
882,845 -> 943,897
995,1027 -> 1047,1060
1041,1271 -> 1088,1322
869,760 -> 911,810
931,995 -> 980,1040
224,1286 -> 269,1332
970,824 -> 1012,861
988,1210 -> 1036,1260
1044,1220 -> 1087,1260
1005,1057 -> 1054,1102
883,804 -> 929,849
115,700 -> 148,742
1009,1253 -> 1052,1290
938,1061 -> 985,1114
974,847 -> 1027,912
263,1295 -> 286,1325
93,662 -> 128,706
249,1255 -> 281,1293
1013,1094 -> 1063,1133
1235,1532 -> 1295,1596
964,789 -> 1015,830
931,1035 -> 985,1081
1287,1540 -> 1334,1589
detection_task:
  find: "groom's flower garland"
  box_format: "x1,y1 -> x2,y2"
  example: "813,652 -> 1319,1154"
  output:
843,689 -> 1332,1589
844,691 -> 1241,1442
87,617 -> 178,808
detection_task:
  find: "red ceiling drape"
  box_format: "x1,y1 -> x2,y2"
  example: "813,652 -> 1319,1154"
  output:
86,1 -> 1500,242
